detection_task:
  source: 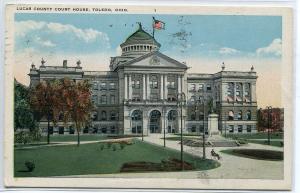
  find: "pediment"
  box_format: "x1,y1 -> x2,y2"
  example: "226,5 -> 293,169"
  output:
122,51 -> 188,69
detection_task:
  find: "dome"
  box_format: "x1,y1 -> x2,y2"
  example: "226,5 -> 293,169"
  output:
120,23 -> 161,57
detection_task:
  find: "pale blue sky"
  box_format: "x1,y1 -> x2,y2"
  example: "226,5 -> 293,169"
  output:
15,13 -> 282,59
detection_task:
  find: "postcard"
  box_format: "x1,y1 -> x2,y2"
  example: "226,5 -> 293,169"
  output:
4,4 -> 293,190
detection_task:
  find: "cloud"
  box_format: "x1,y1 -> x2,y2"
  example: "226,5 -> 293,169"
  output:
219,47 -> 240,55
15,20 -> 110,53
256,38 -> 282,57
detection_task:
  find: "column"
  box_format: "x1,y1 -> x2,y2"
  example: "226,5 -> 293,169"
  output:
233,82 -> 236,102
124,74 -> 128,100
161,112 -> 166,134
143,74 -> 146,100
128,74 -> 132,99
160,74 -> 164,99
177,75 -> 181,94
146,74 -> 150,100
164,75 -> 168,100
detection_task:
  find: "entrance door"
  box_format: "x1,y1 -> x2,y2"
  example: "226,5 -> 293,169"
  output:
149,110 -> 161,133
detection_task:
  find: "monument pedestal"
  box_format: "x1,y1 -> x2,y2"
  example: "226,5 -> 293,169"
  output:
208,113 -> 219,136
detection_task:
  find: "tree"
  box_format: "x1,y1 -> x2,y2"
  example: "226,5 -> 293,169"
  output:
30,80 -> 63,144
14,79 -> 36,131
61,78 -> 93,146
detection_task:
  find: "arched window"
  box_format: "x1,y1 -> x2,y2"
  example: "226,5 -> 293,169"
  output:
190,112 -> 196,121
167,110 -> 177,121
92,111 -> 98,121
101,111 -> 107,121
246,110 -> 251,120
237,111 -> 242,120
228,110 -> 234,120
132,110 -> 142,121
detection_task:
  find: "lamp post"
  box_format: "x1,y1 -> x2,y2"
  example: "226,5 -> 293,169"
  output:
163,106 -> 166,147
266,106 -> 272,145
201,97 -> 206,159
177,92 -> 186,170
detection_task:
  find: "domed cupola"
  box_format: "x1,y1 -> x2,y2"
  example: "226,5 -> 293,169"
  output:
120,23 -> 161,57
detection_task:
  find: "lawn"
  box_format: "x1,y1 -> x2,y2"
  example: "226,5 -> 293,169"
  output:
221,149 -> 283,161
247,139 -> 283,147
223,132 -> 283,140
14,140 -> 220,177
161,136 -> 200,141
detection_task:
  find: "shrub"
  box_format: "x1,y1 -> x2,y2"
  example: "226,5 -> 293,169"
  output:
112,144 -> 117,151
120,143 -> 126,150
100,144 -> 104,151
107,143 -> 112,149
25,161 -> 35,172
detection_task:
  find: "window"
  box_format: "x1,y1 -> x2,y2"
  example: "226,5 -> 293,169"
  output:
132,110 -> 142,121
101,127 -> 107,133
199,112 -> 204,120
167,95 -> 176,101
247,125 -> 252,132
83,127 -> 89,134
190,96 -> 196,103
191,112 -> 196,121
167,81 -> 175,89
236,91 -> 241,97
150,75 -> 158,89
189,84 -> 196,91
69,126 -> 74,134
92,127 -> 98,133
111,126 -> 116,134
238,125 -> 243,133
168,110 -> 177,121
110,95 -> 115,104
228,111 -> 234,120
92,95 -> 97,103
198,84 -> 204,92
59,127 -> 64,134
92,111 -> 98,121
100,83 -> 107,90
101,95 -> 107,104
110,111 -> 117,121
191,126 -> 196,132
206,84 -> 211,91
132,79 -> 140,89
246,110 -> 251,120
101,111 -> 107,121
93,82 -> 98,90
109,82 -> 116,90
237,111 -> 242,120
229,125 -> 234,133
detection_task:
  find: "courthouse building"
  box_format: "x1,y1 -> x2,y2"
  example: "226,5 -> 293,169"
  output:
29,24 -> 258,135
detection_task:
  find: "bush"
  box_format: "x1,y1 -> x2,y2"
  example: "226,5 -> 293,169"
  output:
112,144 -> 117,151
107,143 -> 112,149
120,143 -> 126,150
100,144 -> 104,151
25,161 -> 35,172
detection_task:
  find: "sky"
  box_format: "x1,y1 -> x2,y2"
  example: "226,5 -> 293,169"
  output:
14,13 -> 282,108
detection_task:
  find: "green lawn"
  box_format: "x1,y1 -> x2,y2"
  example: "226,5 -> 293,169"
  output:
247,139 -> 283,147
221,149 -> 283,161
223,132 -> 283,140
14,140 -> 220,177
161,136 -> 199,141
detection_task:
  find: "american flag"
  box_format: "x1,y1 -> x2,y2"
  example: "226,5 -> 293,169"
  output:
152,17 -> 165,30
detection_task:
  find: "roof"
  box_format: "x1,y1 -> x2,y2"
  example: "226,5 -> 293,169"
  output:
120,24 -> 161,47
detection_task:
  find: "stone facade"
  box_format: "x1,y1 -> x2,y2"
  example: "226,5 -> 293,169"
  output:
29,24 -> 258,135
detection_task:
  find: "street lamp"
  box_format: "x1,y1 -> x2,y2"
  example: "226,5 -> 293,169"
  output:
201,97 -> 206,159
177,92 -> 186,170
266,106 -> 272,145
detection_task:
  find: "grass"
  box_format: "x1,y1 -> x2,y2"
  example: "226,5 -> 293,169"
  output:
223,132 -> 283,140
161,136 -> 200,141
247,139 -> 283,147
221,149 -> 283,161
14,140 -> 220,177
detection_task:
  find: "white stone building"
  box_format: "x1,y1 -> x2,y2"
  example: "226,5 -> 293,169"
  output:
29,24 -> 258,135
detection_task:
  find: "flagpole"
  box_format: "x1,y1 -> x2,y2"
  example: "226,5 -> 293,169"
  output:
152,16 -> 155,38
